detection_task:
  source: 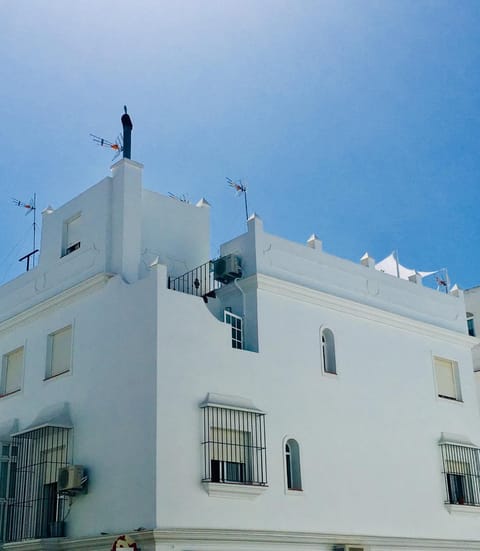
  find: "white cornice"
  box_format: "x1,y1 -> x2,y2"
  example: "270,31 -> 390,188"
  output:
255,273 -> 479,347
5,528 -> 480,550
0,273 -> 113,333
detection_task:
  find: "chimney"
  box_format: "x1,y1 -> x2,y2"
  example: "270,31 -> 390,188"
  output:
121,105 -> 133,159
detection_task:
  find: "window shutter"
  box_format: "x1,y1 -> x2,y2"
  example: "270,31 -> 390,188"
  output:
435,358 -> 456,398
50,327 -> 72,376
66,216 -> 81,248
210,428 -> 246,463
5,348 -> 23,394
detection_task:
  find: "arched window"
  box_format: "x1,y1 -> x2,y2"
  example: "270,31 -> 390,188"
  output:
467,313 -> 476,337
285,439 -> 302,491
321,328 -> 336,374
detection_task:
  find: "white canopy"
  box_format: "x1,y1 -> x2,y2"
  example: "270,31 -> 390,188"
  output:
375,252 -> 437,281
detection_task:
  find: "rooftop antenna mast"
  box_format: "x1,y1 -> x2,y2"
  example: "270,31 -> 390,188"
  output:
12,194 -> 38,271
90,105 -> 133,160
227,178 -> 249,222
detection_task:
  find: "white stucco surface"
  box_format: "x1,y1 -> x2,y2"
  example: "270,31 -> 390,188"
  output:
1,159 -> 479,550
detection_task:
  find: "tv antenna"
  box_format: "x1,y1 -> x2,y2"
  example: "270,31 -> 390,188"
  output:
12,194 -> 38,271
168,192 -> 190,204
90,105 -> 133,161
90,133 -> 123,161
227,177 -> 249,221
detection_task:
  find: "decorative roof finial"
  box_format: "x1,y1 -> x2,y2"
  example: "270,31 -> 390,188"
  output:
121,105 -> 133,159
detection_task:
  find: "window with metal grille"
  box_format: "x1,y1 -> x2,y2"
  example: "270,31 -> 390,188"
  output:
0,442 -> 16,542
441,443 -> 480,506
224,311 -> 243,350
201,405 -> 267,486
6,426 -> 71,542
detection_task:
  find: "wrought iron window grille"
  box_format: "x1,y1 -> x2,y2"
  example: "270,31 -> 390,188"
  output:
441,443 -> 480,506
5,426 -> 71,542
201,405 -> 267,486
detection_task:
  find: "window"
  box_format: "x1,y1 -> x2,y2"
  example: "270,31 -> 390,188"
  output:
201,400 -> 267,487
0,442 -> 16,542
6,426 -> 70,542
285,439 -> 302,491
46,326 -> 72,379
321,328 -> 336,374
434,357 -> 461,401
62,214 -> 81,256
467,313 -> 475,337
440,443 -> 480,506
1,348 -> 23,397
224,310 -> 243,350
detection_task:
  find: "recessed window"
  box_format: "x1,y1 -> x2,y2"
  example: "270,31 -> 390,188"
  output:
46,326 -> 72,379
321,328 -> 336,374
441,443 -> 480,506
7,426 -> 70,541
434,357 -> 461,401
224,310 -> 243,350
62,214 -> 81,256
467,313 -> 475,337
201,402 -> 267,487
1,347 -> 24,397
285,439 -> 302,491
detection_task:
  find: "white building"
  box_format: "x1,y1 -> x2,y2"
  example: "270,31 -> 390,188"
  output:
0,157 -> 479,551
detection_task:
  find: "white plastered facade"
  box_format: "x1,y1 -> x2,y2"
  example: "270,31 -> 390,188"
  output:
0,160 -> 479,551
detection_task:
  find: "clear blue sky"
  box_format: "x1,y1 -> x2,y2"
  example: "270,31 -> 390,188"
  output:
1,0 -> 479,288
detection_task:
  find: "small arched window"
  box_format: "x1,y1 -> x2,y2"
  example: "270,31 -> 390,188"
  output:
285,439 -> 302,491
321,328 -> 336,374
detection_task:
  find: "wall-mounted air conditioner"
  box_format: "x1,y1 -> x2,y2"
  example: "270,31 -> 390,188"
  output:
213,254 -> 242,284
57,465 -> 85,492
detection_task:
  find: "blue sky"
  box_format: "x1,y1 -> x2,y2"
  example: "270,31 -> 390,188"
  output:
1,0 -> 479,288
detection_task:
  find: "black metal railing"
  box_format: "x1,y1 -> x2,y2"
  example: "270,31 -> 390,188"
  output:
201,405 -> 267,486
441,444 -> 480,506
168,261 -> 221,302
6,426 -> 71,542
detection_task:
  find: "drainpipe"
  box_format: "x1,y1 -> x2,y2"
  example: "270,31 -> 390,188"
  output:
233,277 -> 246,348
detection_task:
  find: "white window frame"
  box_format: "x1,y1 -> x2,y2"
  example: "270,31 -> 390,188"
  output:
284,437 -> 303,492
224,310 -> 243,350
467,313 -> 476,337
320,327 -> 337,375
45,326 -> 73,380
62,213 -> 81,257
433,356 -> 462,402
0,347 -> 24,397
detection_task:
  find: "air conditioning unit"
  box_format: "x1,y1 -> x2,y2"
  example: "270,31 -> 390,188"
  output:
333,546 -> 364,551
213,254 -> 242,284
57,465 -> 84,492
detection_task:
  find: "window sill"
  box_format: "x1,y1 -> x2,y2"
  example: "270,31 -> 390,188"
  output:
202,482 -> 267,499
445,503 -> 480,514
438,395 -> 463,404
0,389 -> 21,399
286,488 -> 304,496
44,370 -> 70,382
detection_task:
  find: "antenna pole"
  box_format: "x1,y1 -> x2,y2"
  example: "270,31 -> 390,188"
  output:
32,193 -> 37,268
244,188 -> 249,222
